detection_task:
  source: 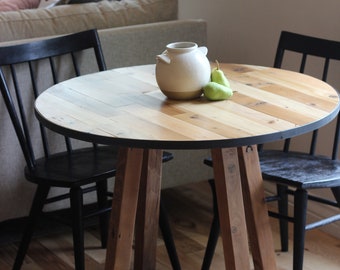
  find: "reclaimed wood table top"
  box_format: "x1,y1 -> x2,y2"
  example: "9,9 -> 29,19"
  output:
35,63 -> 340,149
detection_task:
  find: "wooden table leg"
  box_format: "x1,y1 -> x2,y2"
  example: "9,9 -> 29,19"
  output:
211,148 -> 251,270
134,149 -> 163,269
105,147 -> 144,270
238,145 -> 277,270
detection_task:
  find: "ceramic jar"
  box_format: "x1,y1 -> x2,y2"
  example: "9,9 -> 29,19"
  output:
155,42 -> 211,100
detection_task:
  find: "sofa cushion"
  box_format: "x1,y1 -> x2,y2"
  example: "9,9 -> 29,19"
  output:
0,0 -> 178,42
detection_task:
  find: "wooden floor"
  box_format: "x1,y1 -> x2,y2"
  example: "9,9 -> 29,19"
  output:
1,181 -> 340,269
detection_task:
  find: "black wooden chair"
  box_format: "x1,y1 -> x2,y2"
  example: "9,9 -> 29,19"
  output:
201,31 -> 340,270
0,29 -> 180,270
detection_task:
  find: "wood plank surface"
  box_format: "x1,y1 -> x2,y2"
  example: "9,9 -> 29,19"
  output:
104,147 -> 144,270
35,64 -> 339,149
211,148 -> 251,269
238,146 -> 277,269
1,181 -> 340,270
134,149 -> 163,269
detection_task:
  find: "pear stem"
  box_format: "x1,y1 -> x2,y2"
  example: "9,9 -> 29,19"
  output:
215,60 -> 220,70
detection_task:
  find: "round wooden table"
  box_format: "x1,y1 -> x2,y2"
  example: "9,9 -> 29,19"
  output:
35,63 -> 339,270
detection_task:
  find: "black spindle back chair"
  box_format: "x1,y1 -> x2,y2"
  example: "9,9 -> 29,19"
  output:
0,29 -> 180,270
259,31 -> 340,270
201,31 -> 340,270
0,29 -> 117,270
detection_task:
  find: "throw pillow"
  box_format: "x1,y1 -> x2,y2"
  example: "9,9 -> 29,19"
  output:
0,0 -> 40,11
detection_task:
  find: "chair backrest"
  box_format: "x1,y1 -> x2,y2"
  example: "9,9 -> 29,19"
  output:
0,29 -> 107,170
271,31 -> 340,159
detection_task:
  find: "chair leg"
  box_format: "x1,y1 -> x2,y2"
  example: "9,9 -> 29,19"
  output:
70,187 -> 85,270
159,197 -> 181,270
201,179 -> 220,270
331,187 -> 340,207
13,184 -> 50,270
277,184 -> 289,252
293,189 -> 308,270
96,180 -> 109,248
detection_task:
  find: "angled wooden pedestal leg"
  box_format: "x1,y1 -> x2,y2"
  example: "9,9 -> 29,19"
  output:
211,148 -> 251,270
238,145 -> 277,270
105,147 -> 144,270
134,149 -> 163,269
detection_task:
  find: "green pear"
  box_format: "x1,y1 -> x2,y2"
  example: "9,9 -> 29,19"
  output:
211,60 -> 230,87
203,81 -> 233,101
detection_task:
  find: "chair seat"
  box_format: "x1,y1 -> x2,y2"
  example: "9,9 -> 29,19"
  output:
25,147 -> 174,188
260,150 -> 340,189
25,146 -> 118,188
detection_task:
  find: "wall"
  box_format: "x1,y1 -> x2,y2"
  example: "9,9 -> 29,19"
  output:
178,0 -> 340,67
178,0 -> 340,238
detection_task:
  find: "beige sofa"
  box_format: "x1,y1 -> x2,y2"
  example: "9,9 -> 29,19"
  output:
0,0 -> 213,222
